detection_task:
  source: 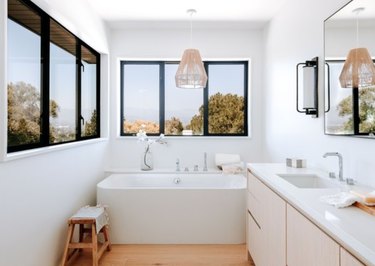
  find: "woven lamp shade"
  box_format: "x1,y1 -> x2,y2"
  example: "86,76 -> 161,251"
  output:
339,47 -> 375,88
175,49 -> 207,89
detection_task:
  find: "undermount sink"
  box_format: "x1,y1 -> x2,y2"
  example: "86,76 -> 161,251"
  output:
277,174 -> 340,189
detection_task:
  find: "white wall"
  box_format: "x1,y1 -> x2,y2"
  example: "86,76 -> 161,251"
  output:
263,0 -> 375,187
0,0 -> 110,265
108,24 -> 265,170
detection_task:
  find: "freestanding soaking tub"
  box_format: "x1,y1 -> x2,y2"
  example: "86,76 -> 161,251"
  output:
97,172 -> 246,244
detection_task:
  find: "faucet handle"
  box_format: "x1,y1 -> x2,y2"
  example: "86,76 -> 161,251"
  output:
346,178 -> 356,185
329,172 -> 336,179
176,158 -> 180,172
194,165 -> 199,171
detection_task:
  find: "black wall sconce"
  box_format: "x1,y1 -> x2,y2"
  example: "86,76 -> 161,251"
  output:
296,57 -> 319,118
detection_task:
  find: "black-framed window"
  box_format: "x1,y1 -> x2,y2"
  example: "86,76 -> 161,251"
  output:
325,60 -> 375,136
120,60 -> 248,136
7,0 -> 100,153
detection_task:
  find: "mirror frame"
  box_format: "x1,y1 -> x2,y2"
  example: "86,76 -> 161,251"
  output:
324,0 -> 375,138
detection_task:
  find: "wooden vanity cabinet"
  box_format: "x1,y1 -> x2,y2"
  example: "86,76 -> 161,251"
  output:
287,204 -> 340,266
340,247 -> 365,266
246,172 -> 286,266
247,170 -> 366,266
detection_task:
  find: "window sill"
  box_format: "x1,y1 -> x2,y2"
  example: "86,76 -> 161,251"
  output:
1,138 -> 108,162
115,135 -> 252,140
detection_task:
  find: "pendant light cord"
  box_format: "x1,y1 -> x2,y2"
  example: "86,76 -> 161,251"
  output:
356,13 -> 359,48
187,9 -> 196,49
190,13 -> 193,48
353,7 -> 364,48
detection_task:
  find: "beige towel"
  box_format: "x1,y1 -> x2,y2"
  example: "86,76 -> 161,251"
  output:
222,163 -> 244,174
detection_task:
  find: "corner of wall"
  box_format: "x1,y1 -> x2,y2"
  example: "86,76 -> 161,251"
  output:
0,0 -> 7,161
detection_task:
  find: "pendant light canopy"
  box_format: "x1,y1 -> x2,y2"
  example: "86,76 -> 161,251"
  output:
175,9 -> 207,89
339,7 -> 375,89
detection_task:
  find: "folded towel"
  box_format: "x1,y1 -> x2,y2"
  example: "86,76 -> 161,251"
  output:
215,153 -> 241,169
72,205 -> 109,233
320,192 -> 359,208
222,162 -> 244,174
350,190 -> 375,206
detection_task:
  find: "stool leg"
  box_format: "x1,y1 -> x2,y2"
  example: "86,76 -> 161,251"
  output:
61,224 -> 74,266
92,224 -> 98,266
103,225 -> 112,251
79,224 -> 84,242
78,224 -> 84,254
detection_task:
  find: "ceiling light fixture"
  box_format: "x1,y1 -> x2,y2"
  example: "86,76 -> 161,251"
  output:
175,9 -> 207,89
339,7 -> 375,89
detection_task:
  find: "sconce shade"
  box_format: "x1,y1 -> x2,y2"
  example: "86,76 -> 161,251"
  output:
339,47 -> 375,88
175,49 -> 208,89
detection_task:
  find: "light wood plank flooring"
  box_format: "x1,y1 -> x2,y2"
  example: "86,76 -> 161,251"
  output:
66,244 -> 255,266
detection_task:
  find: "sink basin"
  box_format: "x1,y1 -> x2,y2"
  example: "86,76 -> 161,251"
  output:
277,174 -> 340,189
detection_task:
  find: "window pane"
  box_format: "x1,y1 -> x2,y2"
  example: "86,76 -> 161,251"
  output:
122,63 -> 160,134
208,64 -> 246,134
165,64 -> 203,135
49,19 -> 76,143
325,62 -> 354,134
7,0 -> 41,147
81,45 -> 98,137
359,87 -> 375,134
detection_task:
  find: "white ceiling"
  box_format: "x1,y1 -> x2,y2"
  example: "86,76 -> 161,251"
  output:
329,0 -> 375,20
85,0 -> 287,27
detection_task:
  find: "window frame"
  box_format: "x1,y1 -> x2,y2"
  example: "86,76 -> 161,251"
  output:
120,60 -> 249,137
7,0 -> 100,153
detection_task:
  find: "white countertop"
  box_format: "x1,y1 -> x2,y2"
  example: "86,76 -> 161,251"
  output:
248,163 -> 375,266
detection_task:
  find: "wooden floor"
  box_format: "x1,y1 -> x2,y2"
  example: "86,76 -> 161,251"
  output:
67,244 -> 255,266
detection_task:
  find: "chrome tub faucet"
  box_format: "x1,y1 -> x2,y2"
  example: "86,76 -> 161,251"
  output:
176,158 -> 180,172
203,152 -> 208,171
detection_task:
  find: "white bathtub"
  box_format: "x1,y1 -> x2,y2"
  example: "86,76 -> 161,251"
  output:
97,172 -> 246,244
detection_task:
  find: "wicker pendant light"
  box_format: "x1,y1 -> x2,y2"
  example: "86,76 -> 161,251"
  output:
175,9 -> 207,89
339,7 -> 375,89
339,47 -> 375,88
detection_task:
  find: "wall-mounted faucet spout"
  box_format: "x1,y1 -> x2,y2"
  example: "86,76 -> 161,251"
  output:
323,152 -> 344,182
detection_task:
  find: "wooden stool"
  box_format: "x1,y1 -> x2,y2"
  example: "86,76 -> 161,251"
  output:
61,210 -> 111,266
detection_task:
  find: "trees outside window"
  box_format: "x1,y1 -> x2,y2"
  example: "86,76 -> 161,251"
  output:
120,61 -> 248,137
7,0 -> 100,153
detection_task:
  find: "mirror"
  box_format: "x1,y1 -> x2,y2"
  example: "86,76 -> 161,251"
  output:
324,0 -> 375,136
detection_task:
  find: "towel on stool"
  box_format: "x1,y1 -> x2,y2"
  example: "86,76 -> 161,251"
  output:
215,153 -> 241,170
319,192 -> 359,208
71,205 -> 109,233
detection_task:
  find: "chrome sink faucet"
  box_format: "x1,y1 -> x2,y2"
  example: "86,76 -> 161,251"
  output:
323,152 -> 344,182
203,152 -> 208,171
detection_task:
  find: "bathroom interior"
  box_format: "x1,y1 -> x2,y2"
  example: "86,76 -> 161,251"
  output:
2,0 -> 375,265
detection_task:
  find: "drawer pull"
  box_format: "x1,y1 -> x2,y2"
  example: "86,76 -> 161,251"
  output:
248,209 -> 261,229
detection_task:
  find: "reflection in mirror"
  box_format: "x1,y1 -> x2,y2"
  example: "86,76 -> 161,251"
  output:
325,0 -> 375,136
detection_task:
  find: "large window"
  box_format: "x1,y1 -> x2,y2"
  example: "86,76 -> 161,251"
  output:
120,61 -> 248,136
7,0 -> 100,153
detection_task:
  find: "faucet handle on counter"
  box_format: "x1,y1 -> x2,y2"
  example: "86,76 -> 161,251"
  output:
329,172 -> 336,179
346,178 -> 356,185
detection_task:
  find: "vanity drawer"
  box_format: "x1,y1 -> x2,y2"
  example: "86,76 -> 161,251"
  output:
247,172 -> 267,226
247,211 -> 263,266
247,171 -> 265,200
